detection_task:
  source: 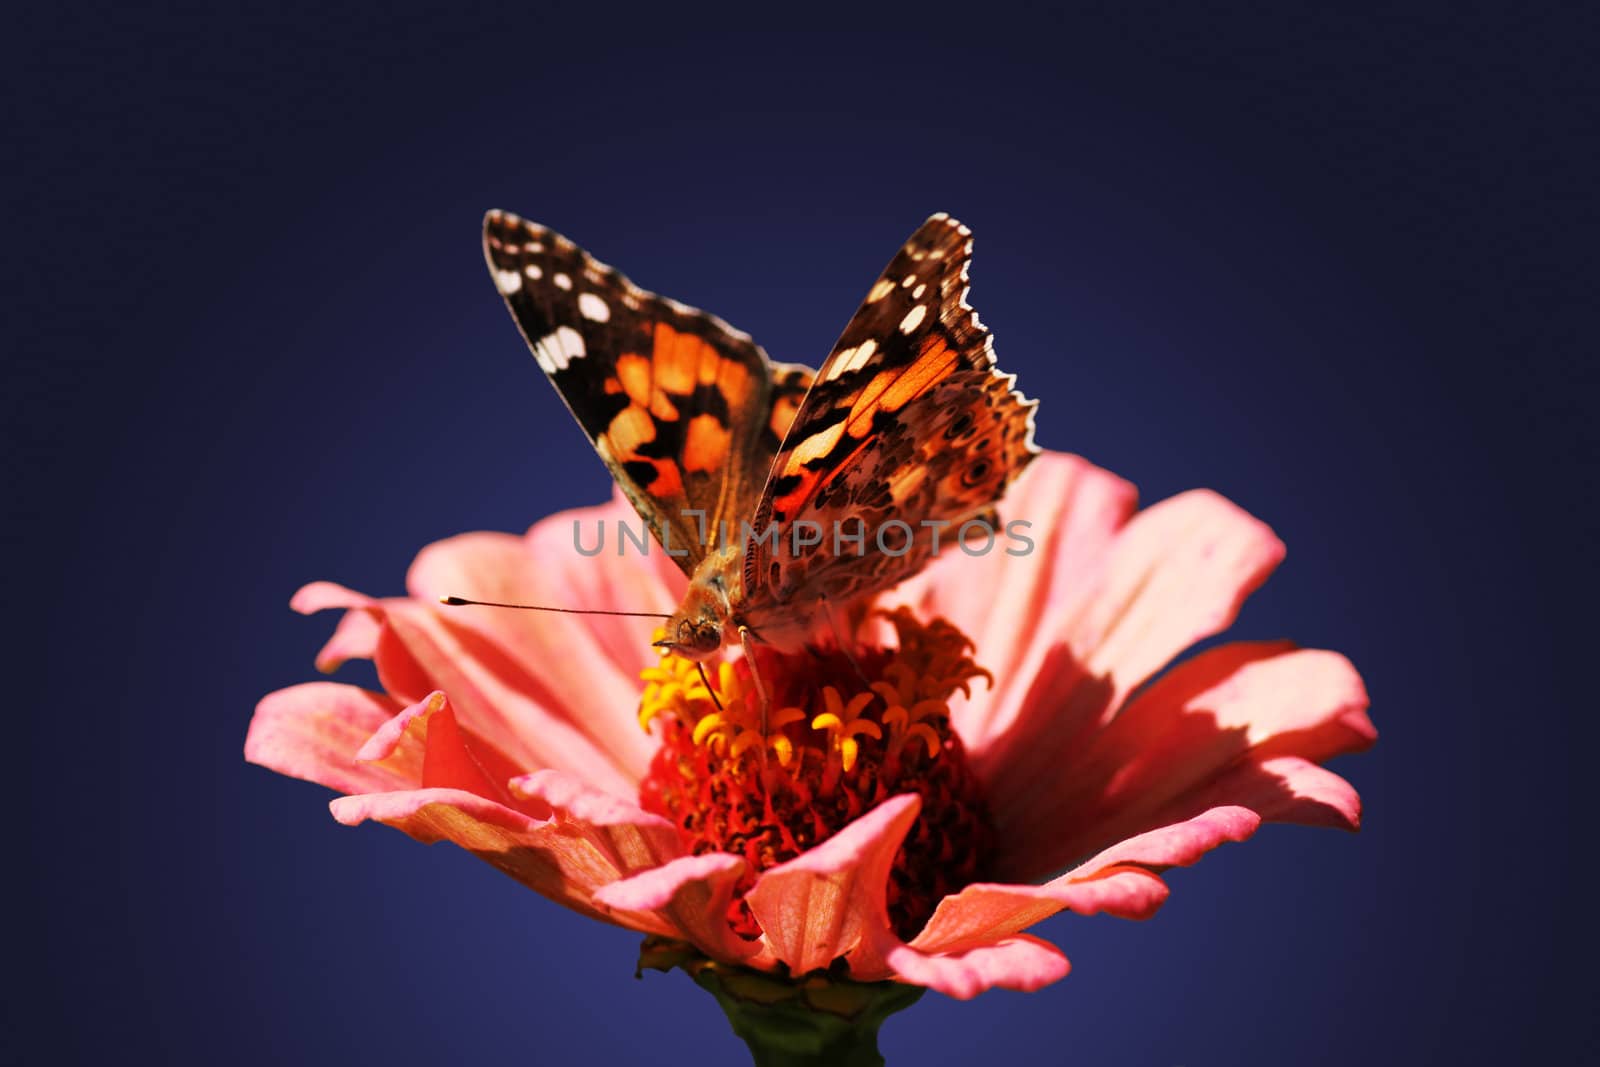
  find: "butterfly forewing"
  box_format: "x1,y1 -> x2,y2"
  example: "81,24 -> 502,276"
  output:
484,211 -> 805,570
744,213 -> 1039,609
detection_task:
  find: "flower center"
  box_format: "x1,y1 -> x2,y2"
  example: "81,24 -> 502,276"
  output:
637,607 -> 994,943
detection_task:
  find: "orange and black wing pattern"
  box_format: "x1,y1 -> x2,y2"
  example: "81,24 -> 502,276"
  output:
484,211 -> 806,571
745,213 -> 1038,607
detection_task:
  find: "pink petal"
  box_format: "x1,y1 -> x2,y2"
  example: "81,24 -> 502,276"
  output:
289,582 -> 384,673
742,794 -> 922,977
402,493 -> 681,785
903,807 -> 1257,963
356,691 -> 524,809
409,490 -> 682,675
593,853 -> 758,964
911,870 -> 1170,953
290,580 -> 373,614
289,577 -> 434,702
330,769 -> 687,934
1068,489 -> 1285,705
884,934 -> 1070,1000
884,452 -> 1137,762
316,607 -> 382,673
1167,756 -> 1364,831
331,787 -> 540,838
859,807 -> 1248,997
996,642 -> 1370,878
371,618 -> 435,704
287,493 -> 686,793
974,492 -> 1286,848
368,599 -> 641,798
245,682 -> 409,794
1069,804 -> 1262,871
509,767 -> 675,830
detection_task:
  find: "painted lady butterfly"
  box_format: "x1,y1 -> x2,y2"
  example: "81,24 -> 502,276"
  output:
481,211 -> 1038,676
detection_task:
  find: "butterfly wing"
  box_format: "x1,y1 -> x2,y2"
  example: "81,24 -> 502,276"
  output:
744,213 -> 1038,610
484,211 -> 810,572
757,362 -> 816,463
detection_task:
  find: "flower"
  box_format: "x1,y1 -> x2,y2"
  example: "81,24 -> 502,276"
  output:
245,451 -> 1374,1003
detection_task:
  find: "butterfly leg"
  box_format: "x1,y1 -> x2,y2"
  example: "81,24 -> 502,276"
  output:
695,660 -> 724,711
819,594 -> 871,688
738,625 -> 771,735
737,625 -> 774,793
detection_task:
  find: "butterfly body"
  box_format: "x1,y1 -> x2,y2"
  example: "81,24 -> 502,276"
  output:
666,545 -> 751,658
484,210 -> 1038,661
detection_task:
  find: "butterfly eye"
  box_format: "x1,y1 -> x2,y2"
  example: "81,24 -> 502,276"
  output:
688,620 -> 722,653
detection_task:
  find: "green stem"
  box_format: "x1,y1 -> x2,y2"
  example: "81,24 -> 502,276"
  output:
639,939 -> 924,1067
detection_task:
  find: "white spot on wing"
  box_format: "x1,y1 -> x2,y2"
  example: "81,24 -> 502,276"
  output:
899,305 -> 927,333
844,337 -> 876,373
912,284 -> 926,299
523,263 -> 542,280
535,325 -> 586,373
578,293 -> 611,322
867,279 -> 893,303
824,337 -> 878,381
901,274 -> 916,287
494,268 -> 522,294
554,272 -> 572,290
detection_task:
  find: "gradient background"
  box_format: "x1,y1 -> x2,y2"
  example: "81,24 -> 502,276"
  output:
10,9 -> 1595,1065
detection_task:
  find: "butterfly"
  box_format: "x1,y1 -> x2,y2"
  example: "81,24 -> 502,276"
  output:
480,210 -> 1038,679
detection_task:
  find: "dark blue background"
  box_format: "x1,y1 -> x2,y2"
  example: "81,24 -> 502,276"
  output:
10,9 -> 1595,1065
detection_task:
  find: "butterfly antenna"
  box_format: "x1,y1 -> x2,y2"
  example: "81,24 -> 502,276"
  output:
439,595 -> 670,619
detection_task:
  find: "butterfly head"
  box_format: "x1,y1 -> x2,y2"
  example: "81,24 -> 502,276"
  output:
654,563 -> 738,660
655,610 -> 724,660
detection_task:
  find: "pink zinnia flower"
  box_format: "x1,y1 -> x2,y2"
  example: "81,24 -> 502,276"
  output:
246,450 -> 1372,1022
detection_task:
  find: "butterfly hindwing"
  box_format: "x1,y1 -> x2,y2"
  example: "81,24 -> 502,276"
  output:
484,211 -> 803,571
744,213 -> 1038,609
759,362 -> 816,458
